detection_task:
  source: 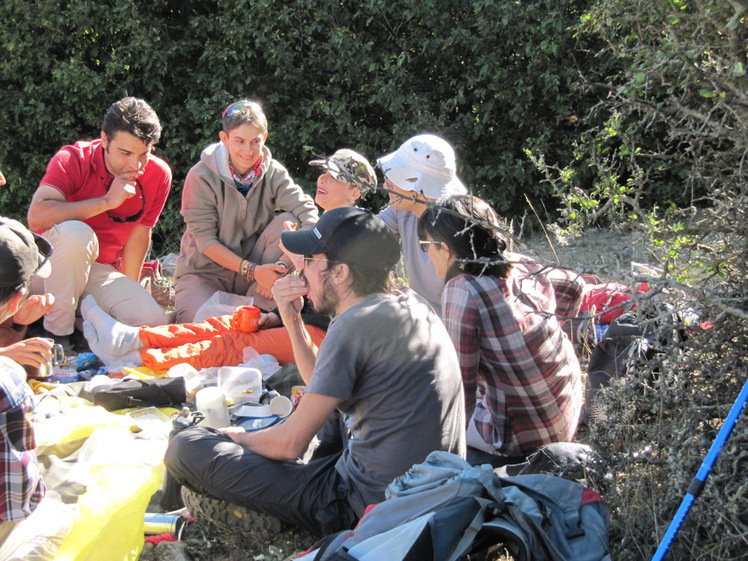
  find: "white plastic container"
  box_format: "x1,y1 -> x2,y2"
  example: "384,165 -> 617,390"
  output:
218,366 -> 263,406
195,387 -> 230,428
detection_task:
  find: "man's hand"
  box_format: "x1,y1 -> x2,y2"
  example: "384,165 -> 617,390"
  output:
12,293 -> 55,326
103,173 -> 141,210
253,263 -> 289,295
271,274 -> 308,324
258,311 -> 282,329
0,337 -> 54,368
220,426 -> 249,445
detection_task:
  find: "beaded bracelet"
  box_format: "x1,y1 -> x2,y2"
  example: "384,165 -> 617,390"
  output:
249,263 -> 258,283
240,259 -> 252,280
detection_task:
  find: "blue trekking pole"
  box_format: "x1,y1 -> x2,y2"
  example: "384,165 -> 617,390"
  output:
651,375 -> 748,561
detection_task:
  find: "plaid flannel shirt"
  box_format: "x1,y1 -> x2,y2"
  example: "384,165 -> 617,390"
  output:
0,362 -> 45,522
442,257 -> 584,457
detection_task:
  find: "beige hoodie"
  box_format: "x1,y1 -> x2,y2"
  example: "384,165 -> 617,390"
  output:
175,142 -> 318,278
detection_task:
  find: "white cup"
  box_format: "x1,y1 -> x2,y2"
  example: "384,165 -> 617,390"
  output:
269,395 -> 293,418
195,387 -> 230,429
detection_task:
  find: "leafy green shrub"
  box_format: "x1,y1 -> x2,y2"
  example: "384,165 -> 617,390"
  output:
1,0 -> 594,255
532,1 -> 748,558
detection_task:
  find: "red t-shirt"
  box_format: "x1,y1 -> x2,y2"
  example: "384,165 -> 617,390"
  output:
39,139 -> 172,267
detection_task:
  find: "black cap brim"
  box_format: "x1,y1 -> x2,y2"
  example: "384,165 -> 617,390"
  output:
32,233 -> 53,278
281,228 -> 325,256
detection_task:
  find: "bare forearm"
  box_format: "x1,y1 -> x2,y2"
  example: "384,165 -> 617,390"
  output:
223,393 -> 339,460
28,197 -> 112,232
121,227 -> 152,281
284,316 -> 318,384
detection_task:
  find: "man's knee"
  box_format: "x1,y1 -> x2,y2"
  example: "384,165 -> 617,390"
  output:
44,221 -> 99,259
165,426 -> 226,483
137,301 -> 169,327
165,427 -> 204,481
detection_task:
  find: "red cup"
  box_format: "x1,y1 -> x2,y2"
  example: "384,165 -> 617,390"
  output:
231,305 -> 261,333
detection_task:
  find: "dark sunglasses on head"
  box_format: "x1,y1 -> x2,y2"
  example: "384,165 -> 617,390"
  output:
223,101 -> 254,119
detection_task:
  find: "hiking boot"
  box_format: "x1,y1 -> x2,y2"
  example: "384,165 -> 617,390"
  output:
180,487 -> 283,533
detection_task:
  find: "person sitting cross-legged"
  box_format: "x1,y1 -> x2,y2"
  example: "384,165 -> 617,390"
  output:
81,149 -> 378,372
27,97 -> 172,351
174,99 -> 318,320
164,207 -> 466,537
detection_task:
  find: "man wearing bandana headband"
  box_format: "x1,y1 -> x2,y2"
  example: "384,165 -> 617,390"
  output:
174,99 -> 318,321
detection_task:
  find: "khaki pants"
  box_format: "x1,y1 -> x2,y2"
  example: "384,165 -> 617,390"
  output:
31,221 -> 168,335
174,213 -> 296,322
0,521 -> 19,552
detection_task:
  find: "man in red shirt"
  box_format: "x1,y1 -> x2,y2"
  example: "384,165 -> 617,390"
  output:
27,97 -> 172,349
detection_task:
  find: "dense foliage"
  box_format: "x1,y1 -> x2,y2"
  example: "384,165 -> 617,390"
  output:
533,1 -> 748,559
2,1 -> 747,559
1,0 -> 592,254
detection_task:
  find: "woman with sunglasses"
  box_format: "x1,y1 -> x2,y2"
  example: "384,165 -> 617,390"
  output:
81,150 -> 377,373
418,194 -> 584,467
174,100 -> 318,322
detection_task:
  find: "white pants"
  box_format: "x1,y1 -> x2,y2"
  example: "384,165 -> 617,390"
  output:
31,221 -> 168,335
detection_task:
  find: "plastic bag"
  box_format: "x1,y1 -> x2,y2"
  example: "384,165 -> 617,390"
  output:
53,427 -> 165,561
193,291 -> 254,324
33,398 -> 133,458
240,347 -> 282,381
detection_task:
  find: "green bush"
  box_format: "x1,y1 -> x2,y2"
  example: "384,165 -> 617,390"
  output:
1,0 -> 593,254
532,1 -> 748,559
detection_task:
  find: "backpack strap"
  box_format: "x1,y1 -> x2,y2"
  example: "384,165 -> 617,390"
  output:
307,530 -> 351,560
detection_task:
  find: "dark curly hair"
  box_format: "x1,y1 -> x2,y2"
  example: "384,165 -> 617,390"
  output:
102,97 -> 161,145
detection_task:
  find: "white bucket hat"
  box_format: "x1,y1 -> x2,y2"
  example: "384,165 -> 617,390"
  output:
377,134 -> 466,199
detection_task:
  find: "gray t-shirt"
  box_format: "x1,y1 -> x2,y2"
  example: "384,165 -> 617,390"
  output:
378,207 -> 445,316
307,289 -> 465,515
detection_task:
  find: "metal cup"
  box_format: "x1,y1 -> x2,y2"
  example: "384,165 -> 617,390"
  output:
24,338 -> 65,380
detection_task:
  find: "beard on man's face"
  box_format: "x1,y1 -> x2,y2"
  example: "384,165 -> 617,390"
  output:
310,274 -> 339,318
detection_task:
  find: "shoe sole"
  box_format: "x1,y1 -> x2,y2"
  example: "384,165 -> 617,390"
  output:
180,487 -> 283,533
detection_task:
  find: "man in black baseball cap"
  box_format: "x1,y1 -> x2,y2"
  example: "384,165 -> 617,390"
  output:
0,217 -> 59,376
165,207 -> 466,537
0,217 -> 53,322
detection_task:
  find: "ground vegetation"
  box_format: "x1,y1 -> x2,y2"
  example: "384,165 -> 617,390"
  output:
1,1 -> 746,559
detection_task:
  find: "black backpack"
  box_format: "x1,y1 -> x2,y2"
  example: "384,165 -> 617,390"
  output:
584,308 -> 685,423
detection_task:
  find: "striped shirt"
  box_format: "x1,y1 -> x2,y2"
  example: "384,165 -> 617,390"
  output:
442,257 -> 584,457
0,361 -> 45,522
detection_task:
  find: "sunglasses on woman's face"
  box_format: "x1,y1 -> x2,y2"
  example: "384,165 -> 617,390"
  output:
419,239 -> 442,253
